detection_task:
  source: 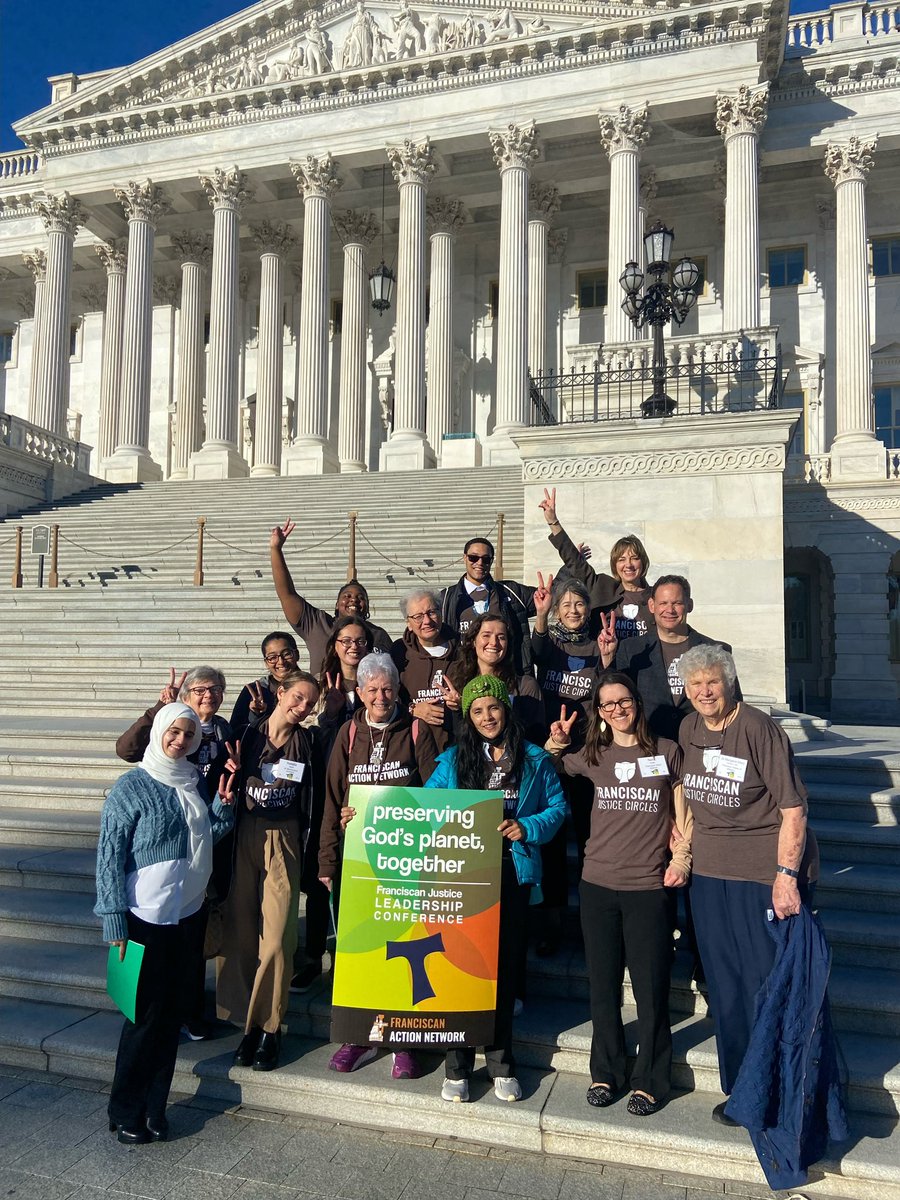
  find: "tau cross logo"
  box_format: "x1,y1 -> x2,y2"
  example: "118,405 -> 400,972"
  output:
614,760 -> 636,783
703,747 -> 721,773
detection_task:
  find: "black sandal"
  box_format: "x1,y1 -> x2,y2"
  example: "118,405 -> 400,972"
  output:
586,1083 -> 615,1108
627,1092 -> 663,1116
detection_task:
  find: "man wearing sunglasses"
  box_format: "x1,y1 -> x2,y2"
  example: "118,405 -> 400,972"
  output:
440,538 -> 537,673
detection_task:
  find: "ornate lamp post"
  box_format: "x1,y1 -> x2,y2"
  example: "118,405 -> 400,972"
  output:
619,220 -> 701,417
368,164 -> 395,314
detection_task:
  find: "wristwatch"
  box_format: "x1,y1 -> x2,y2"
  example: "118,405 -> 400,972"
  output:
776,864 -> 799,879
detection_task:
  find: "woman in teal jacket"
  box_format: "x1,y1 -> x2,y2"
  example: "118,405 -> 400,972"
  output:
426,674 -> 565,1104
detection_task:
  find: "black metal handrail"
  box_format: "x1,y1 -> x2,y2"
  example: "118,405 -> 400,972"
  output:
528,345 -> 784,425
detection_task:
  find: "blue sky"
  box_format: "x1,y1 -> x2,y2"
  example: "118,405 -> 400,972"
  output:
1,0 -> 830,153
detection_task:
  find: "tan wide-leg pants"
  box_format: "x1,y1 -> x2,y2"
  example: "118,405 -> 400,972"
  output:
216,817 -> 301,1034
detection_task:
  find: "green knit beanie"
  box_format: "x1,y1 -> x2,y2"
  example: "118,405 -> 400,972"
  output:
461,674 -> 511,718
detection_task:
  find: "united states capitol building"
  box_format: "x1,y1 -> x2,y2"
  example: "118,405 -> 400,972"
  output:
0,0 -> 898,722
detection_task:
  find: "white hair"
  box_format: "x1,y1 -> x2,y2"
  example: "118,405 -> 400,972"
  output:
356,652 -> 400,691
677,644 -> 737,689
400,587 -> 441,618
180,665 -> 226,696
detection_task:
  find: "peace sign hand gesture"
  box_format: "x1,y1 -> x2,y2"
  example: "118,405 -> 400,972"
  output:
323,672 -> 346,719
598,611 -> 618,668
549,704 -> 577,748
218,768 -> 237,806
247,680 -> 267,715
270,518 -> 296,551
538,487 -> 558,526
439,675 -> 461,712
534,571 -> 554,618
223,739 -> 241,776
160,668 -> 187,705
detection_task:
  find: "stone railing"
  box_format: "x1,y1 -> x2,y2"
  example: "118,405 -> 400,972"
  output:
784,449 -> 900,482
0,151 -> 41,181
0,412 -> 91,472
787,1 -> 900,50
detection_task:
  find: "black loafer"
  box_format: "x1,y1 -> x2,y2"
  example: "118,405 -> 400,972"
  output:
233,1027 -> 263,1067
627,1092 -> 663,1116
586,1083 -> 615,1108
114,1124 -> 151,1145
146,1117 -> 169,1142
252,1030 -> 281,1072
712,1101 -> 740,1127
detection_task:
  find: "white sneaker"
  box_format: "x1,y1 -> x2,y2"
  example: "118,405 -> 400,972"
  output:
441,1077 -> 469,1103
493,1076 -> 522,1102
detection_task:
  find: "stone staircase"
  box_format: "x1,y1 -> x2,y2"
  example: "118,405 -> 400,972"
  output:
0,470 -> 898,1198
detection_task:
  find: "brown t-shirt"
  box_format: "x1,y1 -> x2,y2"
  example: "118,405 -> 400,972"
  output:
531,629 -> 599,726
679,704 -> 819,886
318,708 -> 438,878
562,738 -> 682,891
658,632 -> 701,702
239,723 -> 312,823
614,588 -> 653,641
390,629 -> 459,752
291,602 -> 392,675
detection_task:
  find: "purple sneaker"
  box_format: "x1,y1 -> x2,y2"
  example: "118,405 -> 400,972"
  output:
329,1044 -> 377,1073
391,1051 -> 422,1080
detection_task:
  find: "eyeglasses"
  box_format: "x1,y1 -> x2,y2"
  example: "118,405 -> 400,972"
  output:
336,637 -> 369,648
408,609 -> 439,624
466,554 -> 493,565
598,697 -> 635,714
264,651 -> 297,664
189,686 -> 224,697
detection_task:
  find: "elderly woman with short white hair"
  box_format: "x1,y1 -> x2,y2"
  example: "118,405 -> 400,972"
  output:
318,651 -> 439,1080
390,587 -> 460,751
676,643 -> 819,1124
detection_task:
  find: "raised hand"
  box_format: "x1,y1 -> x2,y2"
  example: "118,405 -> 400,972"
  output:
323,672 -> 346,719
439,675 -> 461,712
270,518 -> 296,551
159,667 -> 187,705
223,739 -> 241,776
549,703 -> 577,747
247,680 -> 267,714
218,768 -> 237,806
538,486 -> 558,526
534,570 -> 554,617
576,542 -> 593,561
598,610 -> 618,668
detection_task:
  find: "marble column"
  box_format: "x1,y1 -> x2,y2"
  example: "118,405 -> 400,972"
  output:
380,138 -> 436,471
547,228 -> 568,380
527,183 -> 559,380
599,104 -> 649,346
285,153 -> 341,474
333,208 -> 378,473
187,167 -> 252,479
169,232 -> 210,479
21,248 -> 47,427
486,123 -> 539,464
824,135 -> 884,481
31,192 -> 84,437
250,220 -> 295,476
426,196 -> 467,463
716,85 -> 768,333
94,241 -> 127,466
106,180 -> 169,481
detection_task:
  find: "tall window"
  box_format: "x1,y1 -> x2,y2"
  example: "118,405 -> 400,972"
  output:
875,384 -> 900,449
784,574 -> 811,662
767,246 -> 806,288
782,390 -> 805,458
872,235 -> 900,278
488,279 -> 499,322
577,270 -> 608,309
0,331 -> 13,364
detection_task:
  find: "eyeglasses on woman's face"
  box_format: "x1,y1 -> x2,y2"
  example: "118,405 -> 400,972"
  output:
189,685 -> 224,697
336,636 -> 368,648
598,697 -> 635,715
264,650 -> 298,665
407,608 -> 439,625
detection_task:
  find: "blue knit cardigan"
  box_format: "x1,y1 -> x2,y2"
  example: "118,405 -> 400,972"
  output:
94,767 -> 234,942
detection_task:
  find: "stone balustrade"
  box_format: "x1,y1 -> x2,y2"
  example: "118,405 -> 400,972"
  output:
785,450 -> 900,484
787,1 -> 900,50
0,411 -> 92,472
0,151 -> 41,181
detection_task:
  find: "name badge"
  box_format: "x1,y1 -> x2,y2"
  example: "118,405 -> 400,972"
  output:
272,759 -> 306,782
638,755 -> 669,778
715,754 -> 747,782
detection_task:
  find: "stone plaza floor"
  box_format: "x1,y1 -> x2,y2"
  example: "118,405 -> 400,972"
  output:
0,1061 -> 841,1200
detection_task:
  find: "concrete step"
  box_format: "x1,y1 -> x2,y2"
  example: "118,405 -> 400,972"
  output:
820,908 -> 900,971
811,816 -> 900,866
0,750 -> 127,780
11,1006 -> 896,1200
0,845 -> 97,892
0,885 -> 99,943
0,807 -> 99,848
808,783 -> 900,826
815,861 -> 900,914
0,777 -> 108,812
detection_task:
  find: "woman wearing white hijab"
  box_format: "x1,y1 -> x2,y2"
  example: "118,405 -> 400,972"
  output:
95,703 -> 235,1144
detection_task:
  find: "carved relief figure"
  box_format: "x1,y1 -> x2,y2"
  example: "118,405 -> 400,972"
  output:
424,12 -> 447,54
303,14 -> 333,76
484,5 -> 522,42
450,11 -> 483,48
392,1 -> 426,58
371,22 -> 392,62
269,40 -> 305,82
341,3 -> 376,68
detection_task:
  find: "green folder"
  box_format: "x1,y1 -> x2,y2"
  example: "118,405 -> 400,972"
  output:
106,941 -> 145,1023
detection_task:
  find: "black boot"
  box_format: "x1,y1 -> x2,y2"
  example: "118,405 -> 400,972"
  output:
233,1027 -> 263,1067
252,1030 -> 281,1072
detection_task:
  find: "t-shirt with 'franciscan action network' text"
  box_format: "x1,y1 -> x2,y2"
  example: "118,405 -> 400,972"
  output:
658,631 -> 703,702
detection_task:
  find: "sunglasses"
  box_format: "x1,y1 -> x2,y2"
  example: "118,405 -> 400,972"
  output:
466,554 -> 493,564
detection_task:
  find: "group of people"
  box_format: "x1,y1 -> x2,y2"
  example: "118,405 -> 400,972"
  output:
94,487 -> 829,1155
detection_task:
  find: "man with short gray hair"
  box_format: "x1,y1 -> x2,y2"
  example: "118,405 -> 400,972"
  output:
391,588 -> 460,751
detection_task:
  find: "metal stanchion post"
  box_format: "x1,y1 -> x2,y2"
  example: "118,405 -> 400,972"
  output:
496,512 -> 505,579
11,526 -> 23,589
48,524 -> 59,588
347,511 -> 358,582
194,517 -> 206,587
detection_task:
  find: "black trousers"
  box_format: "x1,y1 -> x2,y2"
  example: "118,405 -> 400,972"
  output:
108,906 -> 206,1127
579,880 -> 673,1101
445,857 -> 529,1081
181,904 -> 210,1026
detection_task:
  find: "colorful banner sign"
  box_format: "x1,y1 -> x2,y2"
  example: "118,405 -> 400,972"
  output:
330,784 -> 503,1049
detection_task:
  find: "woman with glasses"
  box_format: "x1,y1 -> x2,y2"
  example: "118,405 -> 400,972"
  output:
115,666 -> 233,1040
229,632 -> 301,737
546,672 -> 691,1117
391,587 -> 461,752
316,616 -> 375,749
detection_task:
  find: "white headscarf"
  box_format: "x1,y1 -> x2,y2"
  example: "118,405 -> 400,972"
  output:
139,702 -> 211,909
